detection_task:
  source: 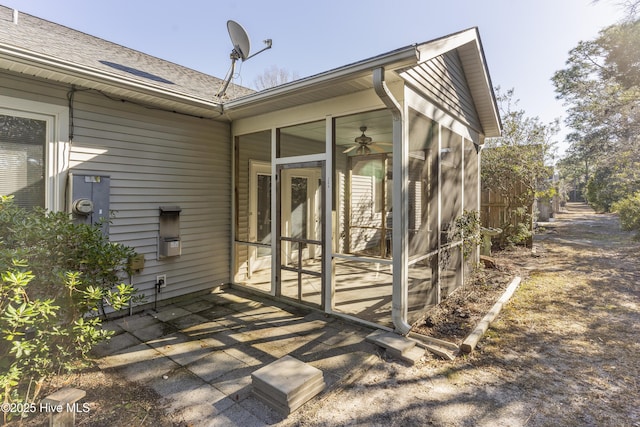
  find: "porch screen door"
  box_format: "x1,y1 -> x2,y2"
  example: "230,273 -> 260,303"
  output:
276,161 -> 325,308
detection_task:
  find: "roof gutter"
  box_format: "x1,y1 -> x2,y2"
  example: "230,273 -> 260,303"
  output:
373,67 -> 411,335
223,45 -> 419,112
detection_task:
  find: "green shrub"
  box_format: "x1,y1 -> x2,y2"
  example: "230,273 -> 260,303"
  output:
0,196 -> 139,421
451,210 -> 482,259
504,208 -> 534,247
489,207 -> 533,249
612,192 -> 640,239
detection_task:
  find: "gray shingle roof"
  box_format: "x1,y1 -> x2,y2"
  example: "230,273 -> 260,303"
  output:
0,6 -> 254,103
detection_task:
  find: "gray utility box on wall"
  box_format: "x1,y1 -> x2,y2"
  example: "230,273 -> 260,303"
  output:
159,206 -> 182,258
69,174 -> 110,236
160,238 -> 181,257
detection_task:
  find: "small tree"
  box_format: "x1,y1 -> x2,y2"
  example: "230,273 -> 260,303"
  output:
0,196 -> 139,422
481,88 -> 558,247
253,65 -> 300,90
553,17 -> 640,212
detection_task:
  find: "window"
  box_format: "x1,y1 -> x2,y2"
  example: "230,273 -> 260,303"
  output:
0,114 -> 46,208
0,95 -> 68,211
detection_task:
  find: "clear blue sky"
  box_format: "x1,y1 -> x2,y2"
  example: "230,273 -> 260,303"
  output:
2,0 -> 624,154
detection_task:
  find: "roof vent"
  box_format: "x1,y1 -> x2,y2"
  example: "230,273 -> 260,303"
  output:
12,9 -> 18,25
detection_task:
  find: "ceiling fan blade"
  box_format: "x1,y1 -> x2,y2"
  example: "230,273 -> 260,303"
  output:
342,145 -> 359,153
376,142 -> 393,146
370,144 -> 386,153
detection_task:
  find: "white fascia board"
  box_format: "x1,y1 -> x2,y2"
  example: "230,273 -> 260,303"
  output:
414,27 -> 479,63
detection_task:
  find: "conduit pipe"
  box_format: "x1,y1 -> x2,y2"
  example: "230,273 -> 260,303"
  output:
373,67 -> 411,335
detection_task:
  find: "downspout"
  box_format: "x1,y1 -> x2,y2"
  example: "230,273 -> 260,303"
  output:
373,67 -> 411,335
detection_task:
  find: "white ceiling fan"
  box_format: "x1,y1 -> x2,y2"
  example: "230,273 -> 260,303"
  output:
342,126 -> 392,155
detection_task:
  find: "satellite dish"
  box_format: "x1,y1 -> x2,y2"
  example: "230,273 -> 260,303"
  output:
216,20 -> 273,98
227,20 -> 251,61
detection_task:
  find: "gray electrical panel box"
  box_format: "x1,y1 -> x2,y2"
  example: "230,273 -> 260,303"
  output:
70,174 -> 110,236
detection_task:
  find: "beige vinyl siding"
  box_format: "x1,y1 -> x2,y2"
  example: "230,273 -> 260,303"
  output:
70,90 -> 231,301
1,71 -> 232,303
400,51 -> 481,132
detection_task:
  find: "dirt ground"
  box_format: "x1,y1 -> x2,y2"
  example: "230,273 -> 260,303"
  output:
7,202 -> 639,426
411,250 -> 519,345
285,202 -> 640,426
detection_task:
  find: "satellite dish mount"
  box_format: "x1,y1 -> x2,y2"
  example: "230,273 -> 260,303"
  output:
216,20 -> 272,98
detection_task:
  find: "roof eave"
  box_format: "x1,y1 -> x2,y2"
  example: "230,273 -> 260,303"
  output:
223,45 -> 419,112
0,43 -> 225,118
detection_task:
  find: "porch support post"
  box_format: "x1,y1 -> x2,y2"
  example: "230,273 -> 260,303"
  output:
373,67 -> 411,335
324,115 -> 334,312
271,127 -> 278,296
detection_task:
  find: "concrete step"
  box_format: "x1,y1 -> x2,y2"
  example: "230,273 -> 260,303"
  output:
366,331 -> 416,352
386,345 -> 426,365
253,378 -> 325,416
251,355 -> 326,416
366,330 -> 425,364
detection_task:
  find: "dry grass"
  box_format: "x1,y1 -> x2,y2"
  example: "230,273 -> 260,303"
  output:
471,206 -> 640,426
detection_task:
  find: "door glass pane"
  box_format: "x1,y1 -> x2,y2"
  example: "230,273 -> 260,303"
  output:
290,176 -> 308,250
257,174 -> 271,257
0,114 -> 46,209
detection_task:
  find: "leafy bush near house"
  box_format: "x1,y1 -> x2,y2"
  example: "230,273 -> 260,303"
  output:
612,192 -> 640,239
0,196 -> 138,421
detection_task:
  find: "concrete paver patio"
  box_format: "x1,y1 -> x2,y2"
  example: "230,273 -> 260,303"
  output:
93,287 -> 379,426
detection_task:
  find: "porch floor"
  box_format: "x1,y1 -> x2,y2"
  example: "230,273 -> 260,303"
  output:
93,287 -> 379,425
236,258 -> 395,328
